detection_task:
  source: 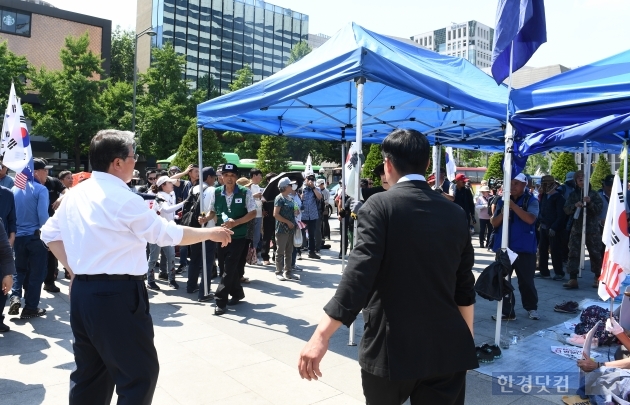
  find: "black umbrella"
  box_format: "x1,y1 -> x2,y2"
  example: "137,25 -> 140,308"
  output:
263,172 -> 305,201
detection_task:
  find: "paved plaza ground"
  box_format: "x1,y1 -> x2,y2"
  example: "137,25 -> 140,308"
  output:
0,221 -> 603,404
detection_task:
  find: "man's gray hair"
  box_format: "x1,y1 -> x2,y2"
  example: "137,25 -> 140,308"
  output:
89,130 -> 137,172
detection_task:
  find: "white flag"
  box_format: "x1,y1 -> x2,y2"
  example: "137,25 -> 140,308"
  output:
432,146 -> 438,175
303,154 -> 313,177
3,92 -> 32,175
344,142 -> 362,201
445,147 -> 457,181
0,83 -> 17,157
598,172 -> 630,301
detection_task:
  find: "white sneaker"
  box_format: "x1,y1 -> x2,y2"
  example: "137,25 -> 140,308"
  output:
275,274 -> 286,281
528,310 -> 540,320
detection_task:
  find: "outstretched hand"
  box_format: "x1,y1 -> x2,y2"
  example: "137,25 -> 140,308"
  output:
298,334 -> 328,381
208,227 -> 233,247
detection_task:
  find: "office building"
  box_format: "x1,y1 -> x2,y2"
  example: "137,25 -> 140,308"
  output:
0,0 -> 111,158
307,33 -> 329,49
137,0 -> 309,94
411,21 -> 494,69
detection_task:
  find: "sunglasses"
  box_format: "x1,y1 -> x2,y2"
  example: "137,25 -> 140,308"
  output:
148,177 -> 157,181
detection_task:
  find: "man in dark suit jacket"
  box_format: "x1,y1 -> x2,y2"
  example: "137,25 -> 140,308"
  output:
298,129 -> 478,405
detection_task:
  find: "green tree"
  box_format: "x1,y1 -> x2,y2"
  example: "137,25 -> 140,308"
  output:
286,42 -> 312,66
198,74 -> 221,100
257,136 -> 290,175
100,80 -> 133,130
171,120 -> 226,170
109,26 -> 135,84
551,152 -> 578,184
590,154 -> 612,188
457,150 -> 485,167
0,41 -> 31,108
362,144 -> 382,186
286,139 -> 342,165
228,65 -> 253,92
135,43 -> 197,158
525,152 -> 551,175
484,153 -> 504,180
30,33 -> 106,171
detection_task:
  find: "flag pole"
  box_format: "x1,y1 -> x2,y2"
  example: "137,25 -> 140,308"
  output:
495,42 -> 515,347
579,142 -> 592,278
340,131 -> 346,273
435,141 -> 441,190
198,126 -> 209,299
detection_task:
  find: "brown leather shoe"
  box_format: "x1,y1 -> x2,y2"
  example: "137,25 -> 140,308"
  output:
563,279 -> 579,289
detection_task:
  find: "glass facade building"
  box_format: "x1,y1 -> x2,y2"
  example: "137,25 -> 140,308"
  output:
148,0 -> 308,94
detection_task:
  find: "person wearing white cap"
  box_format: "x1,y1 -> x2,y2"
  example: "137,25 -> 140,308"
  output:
273,177 -> 299,281
146,176 -> 187,289
490,172 -> 540,321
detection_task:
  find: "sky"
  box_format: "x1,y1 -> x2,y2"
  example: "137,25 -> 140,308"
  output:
50,0 -> 630,68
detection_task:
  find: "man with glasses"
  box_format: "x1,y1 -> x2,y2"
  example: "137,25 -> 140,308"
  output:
0,163 -> 14,189
9,158 -> 50,319
42,130 -> 233,403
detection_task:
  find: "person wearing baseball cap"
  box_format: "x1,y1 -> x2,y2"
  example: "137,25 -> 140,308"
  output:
273,177 -> 299,281
490,172 -> 540,321
213,163 -> 257,315
562,170 -> 604,289
535,175 -> 566,282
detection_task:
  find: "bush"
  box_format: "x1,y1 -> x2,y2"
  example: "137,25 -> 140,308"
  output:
551,152 -> 578,183
171,120 -> 226,171
362,144 -> 382,186
590,155 -> 612,188
484,153 -> 504,180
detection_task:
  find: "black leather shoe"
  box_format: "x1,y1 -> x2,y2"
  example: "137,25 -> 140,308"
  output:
214,306 -> 226,315
308,253 -> 321,259
227,298 -> 244,306
158,272 -> 168,280
198,294 -> 213,302
20,308 -> 47,319
0,321 -> 9,332
43,284 -> 60,293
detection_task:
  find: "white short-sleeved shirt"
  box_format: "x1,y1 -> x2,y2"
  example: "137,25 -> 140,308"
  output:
41,171 -> 183,276
191,183 -> 216,227
250,183 -> 263,218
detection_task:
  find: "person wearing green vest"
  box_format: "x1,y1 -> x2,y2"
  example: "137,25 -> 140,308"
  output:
213,163 -> 257,315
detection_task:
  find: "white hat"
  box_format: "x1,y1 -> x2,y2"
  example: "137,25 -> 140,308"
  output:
513,173 -> 527,183
479,185 -> 490,192
156,176 -> 176,188
316,179 -> 325,185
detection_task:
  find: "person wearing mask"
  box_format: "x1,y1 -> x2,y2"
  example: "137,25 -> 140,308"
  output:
58,170 -> 74,190
146,176 -> 187,290
475,185 -> 492,248
0,163 -> 14,189
8,160 -> 50,319
188,167 -> 218,301
213,163 -> 257,315
301,173 -> 323,259
490,173 -> 540,321
249,169 -> 264,264
535,176 -> 567,281
261,172 -> 277,266
563,170 -> 604,289
0,217 -> 16,332
41,130 -> 232,404
298,129 -> 477,403
273,177 -> 298,281
33,158 -> 67,293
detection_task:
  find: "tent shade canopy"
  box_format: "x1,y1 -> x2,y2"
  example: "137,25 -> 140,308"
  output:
197,23 -> 508,147
510,48 -> 630,136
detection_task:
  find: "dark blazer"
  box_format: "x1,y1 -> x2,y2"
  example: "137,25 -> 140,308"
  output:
324,179 -> 478,380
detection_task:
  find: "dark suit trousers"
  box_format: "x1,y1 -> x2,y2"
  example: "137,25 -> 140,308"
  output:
502,252 -> 538,317
69,278 -> 158,405
361,369 -> 466,405
44,250 -> 58,286
186,240 -> 216,297
215,238 -> 247,308
538,230 -> 564,277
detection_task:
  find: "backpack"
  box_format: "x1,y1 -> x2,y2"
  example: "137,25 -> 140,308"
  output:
180,186 -> 207,228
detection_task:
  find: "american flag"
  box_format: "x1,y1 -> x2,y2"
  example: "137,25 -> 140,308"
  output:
14,163 -> 33,190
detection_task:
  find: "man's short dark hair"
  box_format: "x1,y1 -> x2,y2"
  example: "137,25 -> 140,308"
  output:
146,169 -> 157,177
251,168 -> 262,177
381,129 -> 430,176
373,163 -> 385,176
58,170 -> 72,180
89,130 -> 135,172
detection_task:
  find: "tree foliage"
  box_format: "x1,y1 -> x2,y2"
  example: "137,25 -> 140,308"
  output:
257,136 -> 290,175
551,152 -> 578,183
109,26 -> 135,84
525,152 -> 551,175
100,80 -> 133,130
362,144 -> 382,186
286,42 -> 312,66
484,153 -> 504,180
287,139 -> 342,165
590,154 -> 612,188
228,65 -> 253,92
171,120 -> 226,170
0,41 -> 31,108
30,33 -> 106,171
135,43 -> 199,158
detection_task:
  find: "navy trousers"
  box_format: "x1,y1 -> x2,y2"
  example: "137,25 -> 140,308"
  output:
69,278 -> 158,405
215,238 -> 248,308
186,240 -> 216,298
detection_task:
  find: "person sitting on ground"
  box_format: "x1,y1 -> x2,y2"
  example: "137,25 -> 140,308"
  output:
273,178 -> 298,281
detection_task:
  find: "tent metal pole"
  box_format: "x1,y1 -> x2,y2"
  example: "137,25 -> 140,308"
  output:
197,126 -> 209,299
349,77 -> 366,347
579,142 -> 590,278
435,141 -> 441,190
341,133 -> 347,274
624,134 -> 628,215
495,43 -> 515,347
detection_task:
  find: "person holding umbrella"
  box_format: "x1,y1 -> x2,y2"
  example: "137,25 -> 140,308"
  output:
273,178 -> 299,281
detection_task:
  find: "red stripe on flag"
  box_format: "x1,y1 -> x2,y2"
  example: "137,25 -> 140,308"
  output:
14,172 -> 27,190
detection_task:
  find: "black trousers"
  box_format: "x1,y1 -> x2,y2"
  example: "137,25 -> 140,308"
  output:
69,278 -> 158,405
538,229 -> 565,277
361,369 -> 466,405
303,219 -> 318,254
44,250 -> 58,285
187,241 -> 216,297
261,234 -> 276,262
478,219 -> 492,247
502,252 -> 538,317
215,238 -> 248,308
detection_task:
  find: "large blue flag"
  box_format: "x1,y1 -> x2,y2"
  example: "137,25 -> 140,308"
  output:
491,0 -> 547,85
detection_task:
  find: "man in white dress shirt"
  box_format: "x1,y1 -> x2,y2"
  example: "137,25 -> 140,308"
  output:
41,130 -> 232,405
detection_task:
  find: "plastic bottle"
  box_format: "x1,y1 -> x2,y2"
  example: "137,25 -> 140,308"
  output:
221,212 -> 229,223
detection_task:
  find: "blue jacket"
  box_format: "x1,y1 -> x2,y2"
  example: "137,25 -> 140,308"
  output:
493,193 -> 538,254
13,180 -> 49,237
